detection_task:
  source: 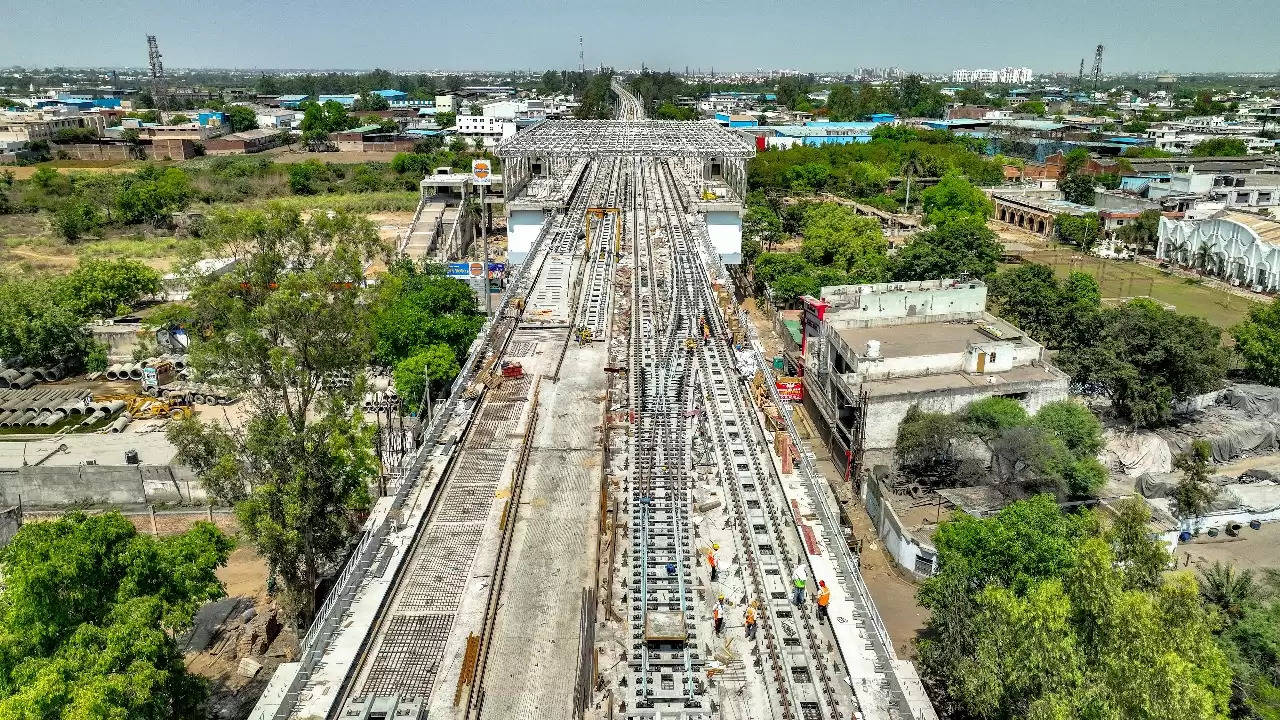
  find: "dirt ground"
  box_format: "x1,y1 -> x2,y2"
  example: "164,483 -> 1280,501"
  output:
4,164 -> 135,180
1175,519 -> 1280,574
262,146 -> 402,164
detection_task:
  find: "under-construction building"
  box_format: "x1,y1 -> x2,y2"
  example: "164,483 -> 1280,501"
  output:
798,279 -> 1070,484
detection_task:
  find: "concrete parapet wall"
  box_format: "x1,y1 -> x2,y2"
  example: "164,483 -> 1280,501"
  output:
0,464 -> 205,508
863,479 -> 937,578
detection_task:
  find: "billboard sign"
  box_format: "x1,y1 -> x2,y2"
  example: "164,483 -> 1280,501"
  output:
775,376 -> 803,402
447,262 -> 471,278
471,158 -> 493,186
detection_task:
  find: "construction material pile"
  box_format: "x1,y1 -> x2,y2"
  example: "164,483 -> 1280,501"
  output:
0,388 -> 123,429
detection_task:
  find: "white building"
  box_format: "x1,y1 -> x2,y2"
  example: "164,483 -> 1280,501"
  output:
0,108 -> 105,150
952,67 -> 1030,84
1157,212 -> 1280,289
254,107 -> 298,129
454,114 -> 517,148
800,279 -> 1069,456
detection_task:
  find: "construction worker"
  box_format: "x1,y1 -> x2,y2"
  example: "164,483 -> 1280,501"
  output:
713,596 -> 725,635
792,563 -> 807,606
707,543 -> 719,583
744,603 -> 757,640
816,580 -> 831,621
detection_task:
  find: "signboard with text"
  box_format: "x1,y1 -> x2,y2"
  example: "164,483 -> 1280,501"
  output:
471,158 -> 493,186
447,263 -> 471,278
775,376 -> 803,402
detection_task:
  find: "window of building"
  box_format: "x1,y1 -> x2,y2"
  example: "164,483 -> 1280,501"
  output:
1259,192 -> 1273,204
1237,192 -> 1251,204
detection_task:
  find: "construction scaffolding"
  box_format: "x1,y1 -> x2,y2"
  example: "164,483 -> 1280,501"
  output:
497,120 -> 754,203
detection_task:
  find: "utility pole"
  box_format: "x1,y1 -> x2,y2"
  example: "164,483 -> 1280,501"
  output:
480,182 -> 492,316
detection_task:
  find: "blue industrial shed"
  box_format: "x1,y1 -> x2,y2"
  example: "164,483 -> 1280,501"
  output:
373,89 -> 407,101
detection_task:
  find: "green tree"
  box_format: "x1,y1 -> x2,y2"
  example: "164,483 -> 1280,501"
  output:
1116,208 -> 1163,254
1231,297 -> 1280,386
394,343 -> 461,414
826,84 -> 858,121
799,203 -> 889,279
1058,171 -> 1097,206
1171,440 -> 1217,518
1105,497 -> 1171,591
896,405 -> 982,484
1198,562 -> 1258,623
434,110 -> 456,129
371,260 -> 483,366
1061,300 -> 1227,428
352,91 -> 390,111
1017,100 -> 1047,117
57,258 -> 162,318
965,396 -> 1030,437
165,205 -> 384,623
114,164 -> 193,225
0,512 -> 231,718
892,216 -> 1001,280
225,104 -> 259,132
1054,213 -> 1104,250
918,497 -> 1231,720
653,102 -> 696,120
0,276 -> 95,367
1032,400 -> 1103,458
51,199 -> 103,242
920,170 -> 994,226
742,195 -> 784,251
1192,137 -> 1248,157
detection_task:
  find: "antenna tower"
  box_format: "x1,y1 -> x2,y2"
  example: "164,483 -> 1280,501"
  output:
1077,58 -> 1085,88
1091,44 -> 1104,91
578,36 -> 584,73
146,34 -> 166,108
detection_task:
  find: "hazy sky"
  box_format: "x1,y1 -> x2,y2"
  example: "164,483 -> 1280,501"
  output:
4,0 -> 1278,73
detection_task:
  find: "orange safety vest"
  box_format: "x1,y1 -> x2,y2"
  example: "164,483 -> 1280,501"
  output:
707,552 -> 717,568
713,605 -> 722,621
817,587 -> 831,607
745,608 -> 756,625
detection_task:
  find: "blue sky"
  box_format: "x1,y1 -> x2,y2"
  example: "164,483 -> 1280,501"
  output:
3,0 -> 1277,72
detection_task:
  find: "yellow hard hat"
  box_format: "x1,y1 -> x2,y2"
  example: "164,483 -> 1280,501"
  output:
712,543 -> 720,550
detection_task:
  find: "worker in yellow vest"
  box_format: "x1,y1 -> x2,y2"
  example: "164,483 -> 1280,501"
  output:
744,604 -> 757,640
817,580 -> 831,620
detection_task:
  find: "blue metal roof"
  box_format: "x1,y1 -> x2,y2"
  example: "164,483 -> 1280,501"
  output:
278,94 -> 309,101
373,89 -> 407,98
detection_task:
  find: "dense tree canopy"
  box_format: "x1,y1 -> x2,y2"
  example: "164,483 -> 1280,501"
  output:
918,496 -> 1229,720
0,512 -> 232,719
1231,297 -> 1280,386
920,171 -> 994,227
897,398 -> 1108,498
891,217 -> 1002,281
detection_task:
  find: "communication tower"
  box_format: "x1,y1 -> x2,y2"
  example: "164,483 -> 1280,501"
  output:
146,34 -> 166,108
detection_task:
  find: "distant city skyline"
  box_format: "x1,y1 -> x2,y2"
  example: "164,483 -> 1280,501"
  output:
4,0 -> 1278,74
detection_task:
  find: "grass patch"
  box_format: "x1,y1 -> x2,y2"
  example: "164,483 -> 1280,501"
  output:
208,191 -> 420,214
1012,248 -> 1260,329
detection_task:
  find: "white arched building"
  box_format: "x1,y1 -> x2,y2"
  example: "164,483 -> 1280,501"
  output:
1157,212 -> 1280,291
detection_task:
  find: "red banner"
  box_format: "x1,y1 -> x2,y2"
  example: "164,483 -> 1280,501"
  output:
776,376 -> 803,402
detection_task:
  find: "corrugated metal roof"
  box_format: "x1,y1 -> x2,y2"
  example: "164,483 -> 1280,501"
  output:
1224,211 -> 1280,244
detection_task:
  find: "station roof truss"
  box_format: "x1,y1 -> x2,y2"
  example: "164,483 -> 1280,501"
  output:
497,119 -> 756,160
